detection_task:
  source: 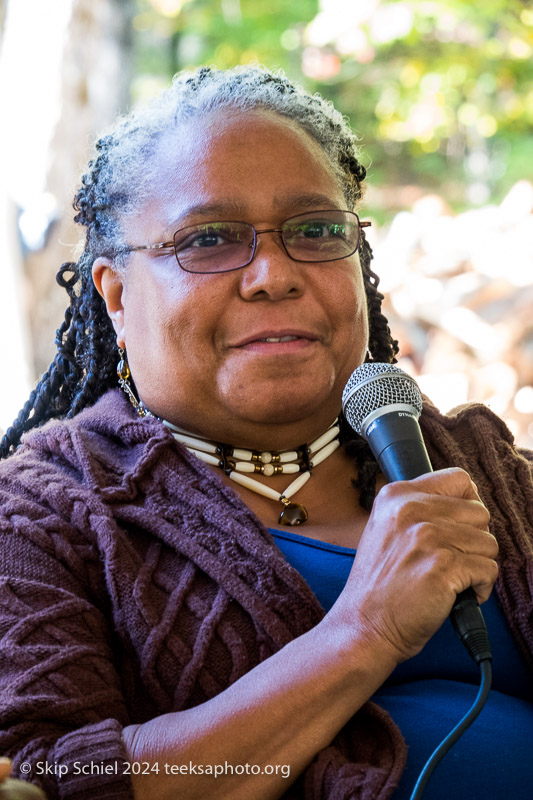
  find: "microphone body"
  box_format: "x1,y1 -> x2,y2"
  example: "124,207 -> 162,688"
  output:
342,363 -> 491,664
363,409 -> 432,482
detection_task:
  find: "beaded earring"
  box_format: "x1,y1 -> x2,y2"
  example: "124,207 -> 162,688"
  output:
116,348 -> 150,417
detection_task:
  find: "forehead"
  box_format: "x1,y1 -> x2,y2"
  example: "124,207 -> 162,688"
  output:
138,109 -> 346,229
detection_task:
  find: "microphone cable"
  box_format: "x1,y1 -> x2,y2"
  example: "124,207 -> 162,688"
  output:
409,588 -> 492,799
409,659 -> 492,800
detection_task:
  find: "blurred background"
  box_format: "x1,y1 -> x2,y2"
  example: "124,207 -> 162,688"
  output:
1,0 -> 532,445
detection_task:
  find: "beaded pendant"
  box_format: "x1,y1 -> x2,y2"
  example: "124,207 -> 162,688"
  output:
278,499 -> 309,526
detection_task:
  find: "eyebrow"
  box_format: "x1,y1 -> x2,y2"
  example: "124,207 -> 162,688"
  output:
164,193 -> 343,229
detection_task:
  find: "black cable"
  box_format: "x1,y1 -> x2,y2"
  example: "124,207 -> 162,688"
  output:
409,659 -> 492,800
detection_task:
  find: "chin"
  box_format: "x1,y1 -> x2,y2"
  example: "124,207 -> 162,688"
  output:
225,385 -> 338,427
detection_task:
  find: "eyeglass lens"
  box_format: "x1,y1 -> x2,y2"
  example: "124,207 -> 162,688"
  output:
173,211 -> 361,273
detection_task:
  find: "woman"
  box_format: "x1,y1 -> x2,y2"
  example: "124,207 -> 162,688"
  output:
0,759 -> 45,799
0,65 -> 531,800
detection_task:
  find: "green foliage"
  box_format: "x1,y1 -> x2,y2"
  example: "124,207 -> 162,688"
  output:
132,0 -> 533,212
133,0 -> 315,78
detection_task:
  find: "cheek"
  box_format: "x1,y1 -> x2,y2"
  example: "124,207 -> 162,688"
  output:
124,268 -> 189,340
331,266 -> 369,344
330,271 -> 369,386
124,270 -> 225,395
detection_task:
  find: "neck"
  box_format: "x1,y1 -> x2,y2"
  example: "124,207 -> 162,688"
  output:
162,411 -> 343,453
164,416 -> 340,454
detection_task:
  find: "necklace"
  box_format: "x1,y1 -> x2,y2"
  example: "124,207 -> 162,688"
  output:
162,418 -> 341,526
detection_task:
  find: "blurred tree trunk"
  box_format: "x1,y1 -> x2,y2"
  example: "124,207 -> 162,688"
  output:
25,0 -> 134,378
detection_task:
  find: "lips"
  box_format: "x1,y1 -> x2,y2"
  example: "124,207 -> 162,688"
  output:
261,335 -> 299,343
232,329 -> 319,348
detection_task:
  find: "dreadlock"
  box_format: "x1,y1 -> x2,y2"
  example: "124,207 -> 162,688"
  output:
0,64 -> 399,506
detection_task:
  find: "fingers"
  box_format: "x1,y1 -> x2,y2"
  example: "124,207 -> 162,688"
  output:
0,758 -> 11,782
378,468 -> 491,530
439,523 -> 498,559
410,467 -> 481,500
416,526 -> 499,603
467,555 -> 499,605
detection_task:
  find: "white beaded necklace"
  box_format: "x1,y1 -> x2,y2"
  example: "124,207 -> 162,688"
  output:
162,418 -> 341,526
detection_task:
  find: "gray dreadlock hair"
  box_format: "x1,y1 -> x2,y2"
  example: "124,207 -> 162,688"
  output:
76,64 -> 370,269
0,64 -> 398,507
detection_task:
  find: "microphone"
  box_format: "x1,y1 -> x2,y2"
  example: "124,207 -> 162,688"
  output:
342,362 -> 491,665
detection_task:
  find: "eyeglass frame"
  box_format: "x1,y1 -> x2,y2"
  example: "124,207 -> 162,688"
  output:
120,210 -> 371,274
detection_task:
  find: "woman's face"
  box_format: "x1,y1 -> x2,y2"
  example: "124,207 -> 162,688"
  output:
93,109 -> 369,447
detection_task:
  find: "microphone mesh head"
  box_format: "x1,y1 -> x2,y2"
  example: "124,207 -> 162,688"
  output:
342,363 -> 423,435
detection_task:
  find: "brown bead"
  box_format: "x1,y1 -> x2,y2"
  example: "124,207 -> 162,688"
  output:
278,502 -> 309,526
117,359 -> 130,380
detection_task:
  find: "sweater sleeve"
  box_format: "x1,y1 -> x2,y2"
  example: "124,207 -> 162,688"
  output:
0,465 -> 134,800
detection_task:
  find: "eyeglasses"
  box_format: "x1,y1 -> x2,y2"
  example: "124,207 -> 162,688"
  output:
123,210 -> 371,274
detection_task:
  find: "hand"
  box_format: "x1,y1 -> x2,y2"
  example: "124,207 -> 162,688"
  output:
0,760 -> 10,784
0,760 -> 47,799
338,468 -> 498,663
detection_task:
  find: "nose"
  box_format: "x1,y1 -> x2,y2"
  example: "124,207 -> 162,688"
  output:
238,230 -> 305,302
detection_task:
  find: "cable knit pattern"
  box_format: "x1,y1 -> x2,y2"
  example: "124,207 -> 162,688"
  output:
420,401 -> 533,673
0,390 -> 532,799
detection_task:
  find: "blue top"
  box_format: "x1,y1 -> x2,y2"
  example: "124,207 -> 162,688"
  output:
271,527 -> 533,799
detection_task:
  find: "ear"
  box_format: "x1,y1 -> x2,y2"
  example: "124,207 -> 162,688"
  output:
92,257 -> 126,349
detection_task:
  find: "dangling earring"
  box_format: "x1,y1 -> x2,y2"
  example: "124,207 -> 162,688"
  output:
117,348 -> 149,417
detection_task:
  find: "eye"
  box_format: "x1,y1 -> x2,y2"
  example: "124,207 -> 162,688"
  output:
190,232 -> 224,248
300,223 -> 327,239
287,220 -> 347,241
178,230 -> 227,251
326,223 -> 348,238
175,223 -> 249,252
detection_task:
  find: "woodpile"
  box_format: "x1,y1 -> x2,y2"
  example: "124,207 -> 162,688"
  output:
370,180 -> 533,448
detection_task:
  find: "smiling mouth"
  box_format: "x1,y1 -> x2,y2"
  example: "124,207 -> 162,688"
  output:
260,336 -> 299,343
234,329 -> 319,348
234,334 -> 318,354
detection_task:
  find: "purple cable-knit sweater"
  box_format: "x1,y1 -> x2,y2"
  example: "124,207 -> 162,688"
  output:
0,390 -> 532,800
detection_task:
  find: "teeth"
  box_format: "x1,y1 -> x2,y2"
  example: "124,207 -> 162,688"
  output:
262,336 -> 298,343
